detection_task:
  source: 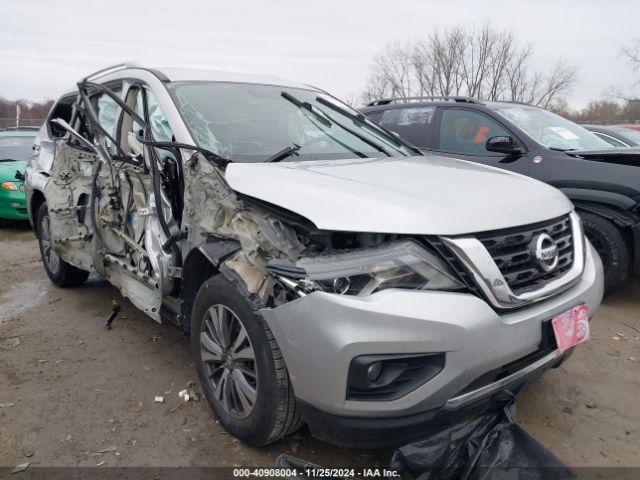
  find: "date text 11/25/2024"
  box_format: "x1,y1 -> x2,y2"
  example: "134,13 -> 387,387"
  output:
233,468 -> 400,478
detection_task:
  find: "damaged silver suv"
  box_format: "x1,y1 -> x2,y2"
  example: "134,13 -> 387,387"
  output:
26,64 -> 604,447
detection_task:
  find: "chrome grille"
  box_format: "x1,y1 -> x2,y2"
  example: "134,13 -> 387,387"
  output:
476,215 -> 574,294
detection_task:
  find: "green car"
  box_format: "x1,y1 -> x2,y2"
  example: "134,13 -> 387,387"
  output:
0,128 -> 37,223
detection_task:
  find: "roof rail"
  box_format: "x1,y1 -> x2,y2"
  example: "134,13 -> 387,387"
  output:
489,100 -> 536,107
366,96 -> 483,107
81,62 -> 142,82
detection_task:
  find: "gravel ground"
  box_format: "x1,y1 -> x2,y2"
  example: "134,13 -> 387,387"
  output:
0,223 -> 638,470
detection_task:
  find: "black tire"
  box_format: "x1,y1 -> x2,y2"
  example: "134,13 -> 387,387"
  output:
36,202 -> 89,287
191,274 -> 301,446
580,212 -> 630,294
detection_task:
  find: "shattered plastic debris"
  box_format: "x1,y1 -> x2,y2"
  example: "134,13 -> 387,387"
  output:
154,396 -> 164,403
0,402 -> 16,408
11,463 -> 29,474
96,446 -> 117,454
179,389 -> 198,402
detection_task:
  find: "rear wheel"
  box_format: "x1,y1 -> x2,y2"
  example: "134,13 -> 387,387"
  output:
191,274 -> 301,445
580,212 -> 629,294
37,202 -> 89,287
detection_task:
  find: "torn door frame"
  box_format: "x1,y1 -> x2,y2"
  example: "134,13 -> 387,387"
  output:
40,69 -> 310,327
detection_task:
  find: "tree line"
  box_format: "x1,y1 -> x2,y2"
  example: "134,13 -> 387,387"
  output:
361,24 -> 577,109
0,97 -> 54,128
552,99 -> 640,125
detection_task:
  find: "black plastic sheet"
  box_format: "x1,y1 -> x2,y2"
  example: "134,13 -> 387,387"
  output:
389,400 -> 577,480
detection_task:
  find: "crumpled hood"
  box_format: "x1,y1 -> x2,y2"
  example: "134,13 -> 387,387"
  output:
225,155 -> 573,235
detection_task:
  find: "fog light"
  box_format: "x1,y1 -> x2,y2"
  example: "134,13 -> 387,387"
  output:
10,202 -> 21,208
348,353 -> 446,401
366,361 -> 383,382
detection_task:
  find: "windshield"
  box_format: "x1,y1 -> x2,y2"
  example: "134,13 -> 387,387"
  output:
169,82 -> 414,162
0,134 -> 35,161
492,105 -> 612,151
613,127 -> 640,144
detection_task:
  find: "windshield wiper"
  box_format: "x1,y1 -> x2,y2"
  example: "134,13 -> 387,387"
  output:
265,144 -> 301,163
282,91 -> 391,157
549,147 -> 578,152
315,96 -> 421,156
0,159 -> 22,162
281,92 -> 332,128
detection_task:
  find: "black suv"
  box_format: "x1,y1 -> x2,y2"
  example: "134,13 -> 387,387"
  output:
360,97 -> 640,292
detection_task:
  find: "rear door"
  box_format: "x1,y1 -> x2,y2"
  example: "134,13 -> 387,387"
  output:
432,107 -> 531,175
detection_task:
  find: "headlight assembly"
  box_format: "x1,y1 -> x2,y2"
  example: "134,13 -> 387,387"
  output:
298,240 -> 464,296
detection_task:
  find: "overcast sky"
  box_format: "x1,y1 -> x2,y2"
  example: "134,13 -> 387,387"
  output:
0,0 -> 637,108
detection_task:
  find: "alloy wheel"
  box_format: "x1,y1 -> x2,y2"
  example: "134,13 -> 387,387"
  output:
40,214 -> 60,274
200,304 -> 258,418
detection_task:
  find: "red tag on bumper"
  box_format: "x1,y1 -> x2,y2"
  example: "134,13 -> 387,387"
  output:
552,304 -> 590,355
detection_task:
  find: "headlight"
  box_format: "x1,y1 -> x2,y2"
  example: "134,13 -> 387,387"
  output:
1,181 -> 18,191
298,240 -> 464,296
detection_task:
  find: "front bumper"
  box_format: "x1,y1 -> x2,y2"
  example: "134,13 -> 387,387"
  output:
260,242 -> 603,442
297,349 -> 570,447
0,186 -> 28,220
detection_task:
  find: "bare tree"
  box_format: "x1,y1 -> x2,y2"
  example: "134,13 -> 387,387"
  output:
621,39 -> 640,86
461,24 -> 496,99
361,24 -> 577,108
533,63 -> 578,109
362,41 -> 415,103
485,29 -> 516,100
504,44 -> 539,103
413,27 -> 466,98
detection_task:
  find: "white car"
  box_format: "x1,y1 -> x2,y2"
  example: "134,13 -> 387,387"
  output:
26,64 -> 603,447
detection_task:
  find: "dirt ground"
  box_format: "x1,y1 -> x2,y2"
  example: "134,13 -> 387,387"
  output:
0,222 -> 638,470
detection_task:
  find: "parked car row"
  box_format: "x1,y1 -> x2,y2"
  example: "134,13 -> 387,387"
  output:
22,64 -> 606,448
360,98 -> 640,293
584,124 -> 640,147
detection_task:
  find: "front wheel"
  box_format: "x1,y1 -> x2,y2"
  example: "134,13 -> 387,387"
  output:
191,274 -> 300,446
580,212 -> 629,294
37,202 -> 89,287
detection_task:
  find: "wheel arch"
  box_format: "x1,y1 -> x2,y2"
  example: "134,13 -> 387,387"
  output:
560,186 -> 637,211
180,238 -> 241,333
29,189 -> 46,233
573,199 -> 640,277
